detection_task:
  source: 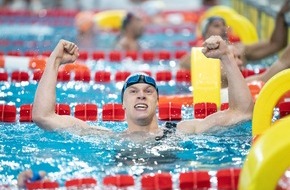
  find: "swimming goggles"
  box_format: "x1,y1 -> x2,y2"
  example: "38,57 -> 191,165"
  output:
121,74 -> 159,102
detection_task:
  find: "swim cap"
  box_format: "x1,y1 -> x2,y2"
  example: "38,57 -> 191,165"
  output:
121,73 -> 159,102
75,11 -> 94,33
201,16 -> 226,38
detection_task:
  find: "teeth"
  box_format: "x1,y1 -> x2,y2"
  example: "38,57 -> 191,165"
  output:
134,103 -> 148,109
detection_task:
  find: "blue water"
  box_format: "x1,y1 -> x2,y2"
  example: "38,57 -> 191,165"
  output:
0,13 -> 252,187
0,62 -> 252,186
0,23 -> 195,53
0,120 -> 252,186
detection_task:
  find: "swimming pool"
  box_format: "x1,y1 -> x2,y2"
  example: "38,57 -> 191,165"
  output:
0,58 -> 252,188
0,9 -> 254,189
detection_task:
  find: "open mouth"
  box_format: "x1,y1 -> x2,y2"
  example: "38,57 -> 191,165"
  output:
134,103 -> 148,110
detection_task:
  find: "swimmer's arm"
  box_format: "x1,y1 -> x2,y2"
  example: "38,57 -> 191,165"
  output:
67,122 -> 112,136
38,114 -> 111,135
177,109 -> 251,134
177,36 -> 253,134
244,0 -> 289,60
246,43 -> 290,83
32,40 -> 103,133
179,53 -> 191,70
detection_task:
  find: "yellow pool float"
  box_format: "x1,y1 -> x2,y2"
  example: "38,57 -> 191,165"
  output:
191,47 -> 221,108
94,10 -> 126,30
239,69 -> 290,189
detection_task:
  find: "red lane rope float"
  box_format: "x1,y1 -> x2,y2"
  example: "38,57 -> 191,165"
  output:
125,51 -> 138,60
25,181 -> 59,190
65,177 -> 97,188
92,51 -> 105,60
115,71 -> 131,82
175,50 -> 187,59
55,103 -> 70,115
141,173 -> 172,190
0,104 -> 16,122
57,70 -> 71,82
74,103 -> 98,121
278,90 -> 290,104
78,51 -> 89,60
217,168 -> 241,190
156,70 -> 172,82
158,102 -> 182,121
109,51 -> 122,62
16,167 -> 243,189
24,50 -> 39,57
179,171 -> 211,189
102,103 -> 125,121
7,50 -> 22,56
103,175 -> 134,188
176,70 -> 191,83
278,102 -> 290,118
11,71 -> 29,82
20,104 -> 33,122
241,69 -> 255,78
74,69 -> 91,82
10,101 -> 229,123
142,51 -> 155,62
33,70 -> 43,81
158,50 -> 171,61
0,71 -> 8,81
221,102 -> 229,110
2,68 -> 267,85
194,102 -> 217,119
41,51 -> 52,57
94,71 -> 111,82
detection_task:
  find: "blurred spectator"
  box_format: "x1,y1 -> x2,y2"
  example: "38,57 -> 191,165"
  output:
179,0 -> 290,70
75,11 -> 97,51
114,12 -> 145,51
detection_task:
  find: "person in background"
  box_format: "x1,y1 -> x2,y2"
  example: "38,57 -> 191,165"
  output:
114,12 -> 145,51
179,0 -> 290,70
74,11 -> 96,52
231,42 -> 290,84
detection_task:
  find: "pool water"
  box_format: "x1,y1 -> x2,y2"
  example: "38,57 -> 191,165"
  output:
0,59 -> 252,186
0,119 -> 252,186
0,12 -> 254,187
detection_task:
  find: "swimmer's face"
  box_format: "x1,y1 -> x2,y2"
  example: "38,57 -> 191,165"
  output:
229,45 -> 244,69
204,20 -> 227,40
123,83 -> 158,124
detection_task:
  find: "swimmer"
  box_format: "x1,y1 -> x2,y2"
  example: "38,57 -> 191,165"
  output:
32,36 -> 253,137
114,12 -> 145,51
